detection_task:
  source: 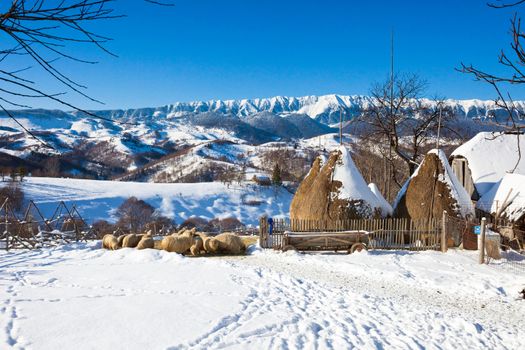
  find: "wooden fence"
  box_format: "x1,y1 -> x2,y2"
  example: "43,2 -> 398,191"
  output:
259,217 -> 443,251
0,198 -> 96,250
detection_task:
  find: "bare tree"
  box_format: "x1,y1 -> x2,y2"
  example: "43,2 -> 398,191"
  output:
0,0 -> 172,148
459,0 -> 525,171
116,196 -> 155,233
358,74 -> 455,179
0,182 -> 25,212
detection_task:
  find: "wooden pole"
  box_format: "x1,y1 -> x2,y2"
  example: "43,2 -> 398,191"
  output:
339,108 -> 343,146
441,210 -> 447,253
5,200 -> 9,252
479,217 -> 487,264
436,104 -> 442,150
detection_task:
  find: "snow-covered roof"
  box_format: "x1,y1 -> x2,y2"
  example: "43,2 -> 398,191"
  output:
332,146 -> 387,216
476,173 -> 525,222
368,183 -> 393,216
451,132 -> 525,197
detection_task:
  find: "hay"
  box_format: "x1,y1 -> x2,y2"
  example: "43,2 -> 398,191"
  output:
122,234 -> 141,248
394,152 -> 469,220
290,150 -> 379,228
102,234 -> 119,250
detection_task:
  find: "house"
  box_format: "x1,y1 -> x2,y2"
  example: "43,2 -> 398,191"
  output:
450,132 -> 525,201
476,173 -> 525,237
251,175 -> 272,186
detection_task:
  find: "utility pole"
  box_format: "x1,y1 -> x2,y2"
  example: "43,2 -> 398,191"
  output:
436,103 -> 442,150
339,108 -> 343,146
386,29 -> 395,201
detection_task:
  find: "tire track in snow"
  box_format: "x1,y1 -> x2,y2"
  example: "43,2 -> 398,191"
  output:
174,254 -> 525,350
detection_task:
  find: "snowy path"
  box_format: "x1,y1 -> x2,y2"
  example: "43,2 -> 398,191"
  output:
0,244 -> 524,349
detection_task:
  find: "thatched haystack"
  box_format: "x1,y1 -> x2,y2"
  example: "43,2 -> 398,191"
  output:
290,146 -> 386,225
394,149 -> 474,220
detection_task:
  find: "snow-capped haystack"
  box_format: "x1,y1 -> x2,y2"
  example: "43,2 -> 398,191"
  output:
368,183 -> 393,217
477,173 -> 525,225
394,149 -> 475,220
290,146 -> 386,225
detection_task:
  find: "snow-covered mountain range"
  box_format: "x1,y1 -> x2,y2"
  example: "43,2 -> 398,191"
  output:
0,94 -> 521,182
71,94 -> 524,125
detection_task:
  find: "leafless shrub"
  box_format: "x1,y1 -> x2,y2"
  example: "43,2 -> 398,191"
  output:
179,216 -> 209,231
0,182 -> 25,212
116,197 -> 155,233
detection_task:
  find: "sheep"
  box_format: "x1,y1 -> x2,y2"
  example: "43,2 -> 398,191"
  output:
160,234 -> 193,254
180,228 -> 196,238
137,234 -> 154,250
102,234 -> 120,250
190,236 -> 204,256
122,234 -> 141,248
117,234 -> 126,248
203,236 -> 220,254
214,233 -> 246,255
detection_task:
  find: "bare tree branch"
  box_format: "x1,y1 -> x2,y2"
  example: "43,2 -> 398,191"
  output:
0,0 -> 173,149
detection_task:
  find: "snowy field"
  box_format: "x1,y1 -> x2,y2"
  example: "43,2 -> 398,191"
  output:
11,177 -> 292,226
1,243 -> 524,349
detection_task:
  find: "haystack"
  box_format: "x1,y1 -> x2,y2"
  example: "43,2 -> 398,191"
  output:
290,146 -> 387,225
393,149 -> 474,220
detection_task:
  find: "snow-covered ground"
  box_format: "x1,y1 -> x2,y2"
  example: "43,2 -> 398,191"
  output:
1,243 -> 523,349
13,177 -> 292,226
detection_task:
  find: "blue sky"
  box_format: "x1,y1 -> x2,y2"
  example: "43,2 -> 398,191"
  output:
12,0 -> 525,109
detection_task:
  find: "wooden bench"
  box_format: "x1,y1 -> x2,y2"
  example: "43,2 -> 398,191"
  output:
281,230 -> 369,253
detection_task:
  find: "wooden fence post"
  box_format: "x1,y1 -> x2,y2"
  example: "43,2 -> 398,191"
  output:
259,217 -> 266,248
479,217 -> 487,264
441,211 -> 447,253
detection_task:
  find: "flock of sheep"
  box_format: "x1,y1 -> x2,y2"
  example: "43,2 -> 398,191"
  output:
101,228 -> 246,256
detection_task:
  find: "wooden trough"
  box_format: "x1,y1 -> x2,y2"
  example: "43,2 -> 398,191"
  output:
281,230 -> 368,253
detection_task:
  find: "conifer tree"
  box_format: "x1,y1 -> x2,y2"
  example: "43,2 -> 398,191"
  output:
272,164 -> 282,186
